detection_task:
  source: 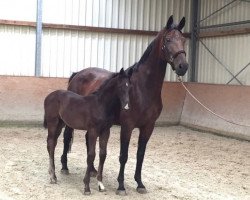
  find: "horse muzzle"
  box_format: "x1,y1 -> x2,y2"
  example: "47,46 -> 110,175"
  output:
175,62 -> 189,76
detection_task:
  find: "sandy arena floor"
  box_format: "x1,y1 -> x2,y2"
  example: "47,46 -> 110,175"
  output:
0,126 -> 249,200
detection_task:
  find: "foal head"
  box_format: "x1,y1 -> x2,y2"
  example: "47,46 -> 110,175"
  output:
116,68 -> 133,110
159,15 -> 188,76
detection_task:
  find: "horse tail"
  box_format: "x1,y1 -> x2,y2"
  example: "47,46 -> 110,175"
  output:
43,115 -> 47,129
68,72 -> 78,84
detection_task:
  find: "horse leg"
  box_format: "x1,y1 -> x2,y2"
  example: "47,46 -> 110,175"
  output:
134,123 -> 155,194
61,125 -> 73,174
83,130 -> 97,195
116,126 -> 133,195
97,129 -> 110,192
85,132 -> 98,177
47,119 -> 64,183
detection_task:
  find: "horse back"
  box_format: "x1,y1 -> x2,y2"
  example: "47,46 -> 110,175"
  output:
68,67 -> 113,96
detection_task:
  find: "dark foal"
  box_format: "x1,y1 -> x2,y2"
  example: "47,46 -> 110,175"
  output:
62,16 -> 189,195
44,68 -> 132,195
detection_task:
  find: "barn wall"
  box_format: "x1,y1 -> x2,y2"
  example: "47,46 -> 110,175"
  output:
0,0 -> 191,82
41,0 -> 191,80
0,76 -> 184,125
198,0 -> 250,85
200,0 -> 250,26
1,76 -> 250,141
181,83 -> 250,141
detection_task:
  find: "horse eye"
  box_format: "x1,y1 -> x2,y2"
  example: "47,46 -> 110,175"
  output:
166,38 -> 170,42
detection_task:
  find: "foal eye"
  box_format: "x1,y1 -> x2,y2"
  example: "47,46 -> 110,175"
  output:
166,38 -> 171,42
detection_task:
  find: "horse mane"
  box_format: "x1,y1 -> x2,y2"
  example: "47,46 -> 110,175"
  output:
68,72 -> 78,83
137,39 -> 155,65
120,39 -> 155,73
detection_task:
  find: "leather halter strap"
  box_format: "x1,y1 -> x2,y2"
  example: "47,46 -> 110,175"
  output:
173,50 -> 186,59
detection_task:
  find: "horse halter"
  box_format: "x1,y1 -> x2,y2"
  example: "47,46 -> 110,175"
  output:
161,44 -> 186,63
161,31 -> 186,63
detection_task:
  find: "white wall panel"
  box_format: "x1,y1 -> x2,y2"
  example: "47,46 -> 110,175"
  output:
41,29 -> 160,77
41,0 -> 191,79
43,0 -> 191,31
198,34 -> 250,85
200,0 -> 250,26
198,0 -> 250,85
0,0 -> 36,21
0,26 -> 35,76
0,0 -> 191,79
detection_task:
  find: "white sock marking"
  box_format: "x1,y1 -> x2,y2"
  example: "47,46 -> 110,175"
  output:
98,181 -> 105,191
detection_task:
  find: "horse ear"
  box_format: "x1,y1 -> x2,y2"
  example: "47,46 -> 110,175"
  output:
119,68 -> 125,75
165,15 -> 173,30
127,68 -> 133,78
178,17 -> 185,31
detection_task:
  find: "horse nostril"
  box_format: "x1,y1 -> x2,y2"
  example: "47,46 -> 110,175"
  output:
179,64 -> 182,69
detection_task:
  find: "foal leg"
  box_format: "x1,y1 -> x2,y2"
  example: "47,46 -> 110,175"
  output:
134,123 -> 155,194
116,126 -> 133,195
61,125 -> 73,174
47,119 -> 64,183
85,132 -> 98,177
83,130 -> 97,195
97,129 -> 110,192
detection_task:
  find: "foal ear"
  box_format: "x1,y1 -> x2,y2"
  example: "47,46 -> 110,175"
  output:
178,17 -> 185,31
119,68 -> 125,75
165,15 -> 173,30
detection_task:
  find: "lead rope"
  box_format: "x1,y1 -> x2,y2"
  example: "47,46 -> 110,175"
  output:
177,76 -> 250,127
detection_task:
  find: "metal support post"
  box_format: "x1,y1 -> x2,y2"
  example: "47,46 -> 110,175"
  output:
35,0 -> 43,77
189,0 -> 200,82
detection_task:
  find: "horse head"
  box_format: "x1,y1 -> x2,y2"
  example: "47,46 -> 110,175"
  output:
117,68 -> 133,110
159,15 -> 189,76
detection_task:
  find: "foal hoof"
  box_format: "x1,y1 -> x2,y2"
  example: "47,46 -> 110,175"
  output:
99,187 -> 106,192
137,187 -> 147,194
98,182 -> 106,192
50,178 -> 57,184
116,190 -> 127,196
61,169 -> 69,175
84,191 -> 91,196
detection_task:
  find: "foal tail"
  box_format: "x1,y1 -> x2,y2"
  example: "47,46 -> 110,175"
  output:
43,115 -> 47,129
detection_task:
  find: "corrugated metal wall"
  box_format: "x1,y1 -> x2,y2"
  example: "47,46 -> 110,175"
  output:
0,25 -> 36,76
41,0 -> 191,80
198,0 -> 250,85
0,0 -> 190,81
200,0 -> 250,26
0,0 -> 36,76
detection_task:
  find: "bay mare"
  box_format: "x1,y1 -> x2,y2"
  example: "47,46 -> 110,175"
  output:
44,68 -> 133,195
62,16 -> 189,195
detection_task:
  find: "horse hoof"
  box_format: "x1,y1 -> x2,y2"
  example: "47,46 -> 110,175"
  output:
99,187 -> 106,192
98,182 -> 106,192
116,190 -> 127,196
61,169 -> 69,175
137,187 -> 147,194
84,191 -> 91,195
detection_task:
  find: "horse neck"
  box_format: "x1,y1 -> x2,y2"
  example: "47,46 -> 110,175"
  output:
97,78 -> 120,111
137,41 -> 167,96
